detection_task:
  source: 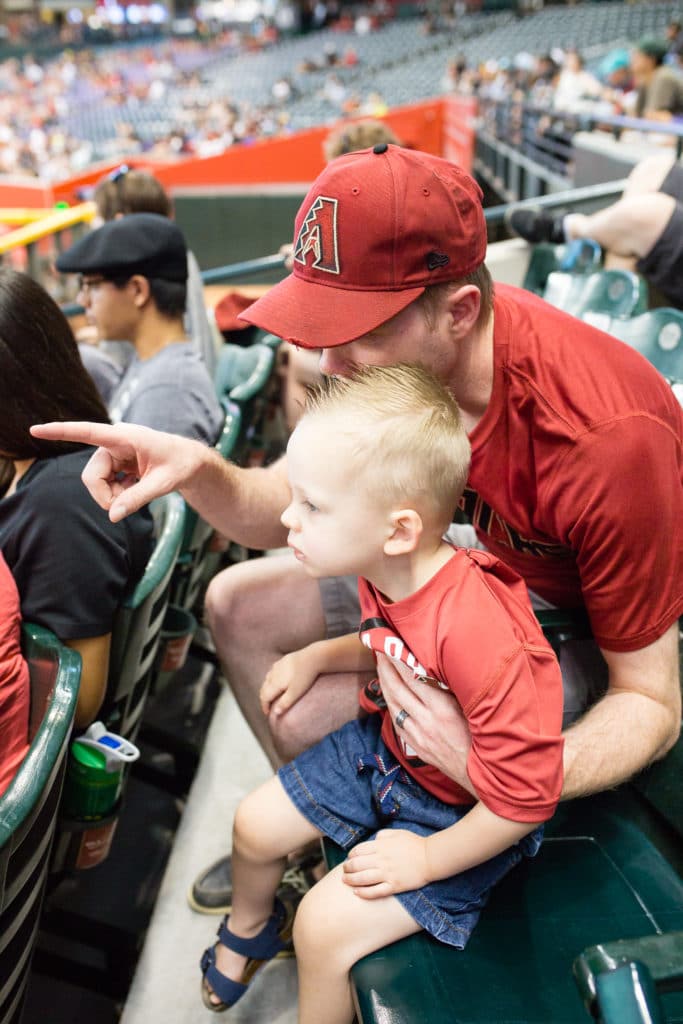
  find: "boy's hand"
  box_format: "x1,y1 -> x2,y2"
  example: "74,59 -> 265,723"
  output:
342,830 -> 431,897
259,647 -> 322,717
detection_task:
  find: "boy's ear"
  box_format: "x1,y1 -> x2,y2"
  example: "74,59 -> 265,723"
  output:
384,509 -> 422,556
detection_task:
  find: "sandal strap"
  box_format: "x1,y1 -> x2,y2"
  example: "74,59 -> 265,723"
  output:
217,898 -> 289,960
200,946 -> 247,1005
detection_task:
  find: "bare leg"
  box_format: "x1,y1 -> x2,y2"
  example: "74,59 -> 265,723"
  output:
205,553 -> 369,766
205,776 -> 323,1006
563,192 -> 677,262
294,864 -> 420,1024
621,153 -> 677,199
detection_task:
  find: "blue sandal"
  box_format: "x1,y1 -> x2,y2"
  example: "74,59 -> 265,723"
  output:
200,896 -> 296,1012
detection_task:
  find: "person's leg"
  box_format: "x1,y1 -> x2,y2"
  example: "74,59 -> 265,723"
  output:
563,191 -> 677,262
203,775 -> 324,1007
293,864 -> 420,1024
621,153 -> 678,199
204,553 -> 363,766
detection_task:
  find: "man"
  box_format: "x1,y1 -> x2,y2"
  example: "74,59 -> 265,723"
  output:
35,145 -> 682,914
631,35 -> 683,120
57,213 -> 223,444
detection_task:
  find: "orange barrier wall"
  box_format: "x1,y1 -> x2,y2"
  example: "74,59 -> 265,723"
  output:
442,95 -> 477,174
49,99 -> 444,206
0,97 -> 472,211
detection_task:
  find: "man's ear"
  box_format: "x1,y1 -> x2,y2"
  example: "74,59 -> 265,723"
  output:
129,274 -> 151,309
445,284 -> 481,337
384,509 -> 423,556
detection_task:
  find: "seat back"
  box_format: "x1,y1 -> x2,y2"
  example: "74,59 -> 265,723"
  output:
595,309 -> 683,386
0,625 -> 80,1024
213,342 -> 276,466
544,269 -> 647,319
169,399 -> 242,614
522,240 -> 602,296
101,490 -> 186,741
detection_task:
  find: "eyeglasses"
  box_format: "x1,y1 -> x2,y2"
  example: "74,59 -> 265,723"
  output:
77,275 -> 107,296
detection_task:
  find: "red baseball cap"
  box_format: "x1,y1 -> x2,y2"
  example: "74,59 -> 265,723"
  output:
239,144 -> 486,348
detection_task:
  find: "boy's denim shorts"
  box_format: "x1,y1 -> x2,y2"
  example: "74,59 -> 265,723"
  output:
278,715 -> 544,948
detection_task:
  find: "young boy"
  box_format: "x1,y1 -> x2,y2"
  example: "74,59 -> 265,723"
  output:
199,363 -> 564,1022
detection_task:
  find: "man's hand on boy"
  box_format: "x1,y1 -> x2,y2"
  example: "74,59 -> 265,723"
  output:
342,829 -> 431,897
377,653 -> 476,795
260,647 -> 321,717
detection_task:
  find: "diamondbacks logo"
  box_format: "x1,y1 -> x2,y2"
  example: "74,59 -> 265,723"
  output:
294,196 -> 340,274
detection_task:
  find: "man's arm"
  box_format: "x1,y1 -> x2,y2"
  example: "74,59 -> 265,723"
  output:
378,622 -> 681,799
561,622 -> 681,798
30,421 -> 291,550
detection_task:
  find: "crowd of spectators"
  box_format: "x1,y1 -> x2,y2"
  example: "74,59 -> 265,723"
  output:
442,21 -> 683,129
0,1 -> 396,180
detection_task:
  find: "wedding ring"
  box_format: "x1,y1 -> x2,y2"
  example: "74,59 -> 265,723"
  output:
394,708 -> 410,729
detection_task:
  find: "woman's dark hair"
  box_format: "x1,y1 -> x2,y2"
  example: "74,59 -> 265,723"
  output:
0,268 -> 110,461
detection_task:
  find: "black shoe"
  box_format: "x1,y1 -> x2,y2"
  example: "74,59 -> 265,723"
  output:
188,852 -> 321,915
505,206 -> 566,245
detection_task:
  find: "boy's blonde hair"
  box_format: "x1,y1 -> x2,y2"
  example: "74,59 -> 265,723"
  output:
303,363 -> 471,534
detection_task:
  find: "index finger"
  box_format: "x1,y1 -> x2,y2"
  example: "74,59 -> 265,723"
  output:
31,420 -> 130,448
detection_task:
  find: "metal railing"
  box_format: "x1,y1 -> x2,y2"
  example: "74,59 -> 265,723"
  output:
475,97 -> 683,202
0,201 -> 95,296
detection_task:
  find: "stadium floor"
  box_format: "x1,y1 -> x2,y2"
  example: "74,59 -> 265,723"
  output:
21,637 -> 300,1022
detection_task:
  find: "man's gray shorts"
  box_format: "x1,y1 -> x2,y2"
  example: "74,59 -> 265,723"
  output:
319,524 -> 608,727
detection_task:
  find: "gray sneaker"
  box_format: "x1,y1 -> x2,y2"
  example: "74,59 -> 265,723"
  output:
188,852 -> 321,914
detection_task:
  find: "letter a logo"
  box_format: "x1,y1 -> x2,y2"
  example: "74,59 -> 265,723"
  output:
294,196 -> 340,275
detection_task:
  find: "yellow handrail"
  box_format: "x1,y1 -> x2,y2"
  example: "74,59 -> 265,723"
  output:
0,201 -> 96,255
0,209 -> 52,225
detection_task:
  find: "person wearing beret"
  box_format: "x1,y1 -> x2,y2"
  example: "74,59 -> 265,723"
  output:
56,213 -> 223,445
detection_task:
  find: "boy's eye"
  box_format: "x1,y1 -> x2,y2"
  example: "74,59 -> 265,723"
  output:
303,499 -> 318,512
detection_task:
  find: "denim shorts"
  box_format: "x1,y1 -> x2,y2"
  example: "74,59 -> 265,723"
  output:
278,715 -> 543,948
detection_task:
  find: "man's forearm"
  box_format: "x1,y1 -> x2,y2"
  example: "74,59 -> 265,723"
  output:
561,689 -> 680,799
180,448 -> 290,551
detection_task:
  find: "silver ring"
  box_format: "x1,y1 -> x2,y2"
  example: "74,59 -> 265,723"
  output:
394,708 -> 410,729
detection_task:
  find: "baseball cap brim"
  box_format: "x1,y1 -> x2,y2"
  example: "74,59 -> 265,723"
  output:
239,273 -> 426,348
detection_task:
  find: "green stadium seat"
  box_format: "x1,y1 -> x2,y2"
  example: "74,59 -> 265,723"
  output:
168,399 -> 242,615
522,240 -> 602,297
544,269 -> 647,319
573,932 -> 683,1024
213,341 -> 277,466
590,309 -> 683,386
0,624 -> 80,1024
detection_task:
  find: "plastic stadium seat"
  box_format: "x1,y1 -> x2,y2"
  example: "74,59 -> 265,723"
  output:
167,398 -> 242,616
574,932 -> 683,1024
214,342 -> 277,466
593,309 -> 683,387
98,491 -> 186,744
522,241 -> 602,297
544,269 -> 647,319
0,624 -> 80,1024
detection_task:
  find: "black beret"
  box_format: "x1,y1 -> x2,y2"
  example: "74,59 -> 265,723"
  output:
56,213 -> 188,283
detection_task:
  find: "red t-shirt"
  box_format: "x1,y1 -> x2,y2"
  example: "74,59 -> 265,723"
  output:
0,552 -> 30,796
358,547 -> 564,822
462,285 -> 683,652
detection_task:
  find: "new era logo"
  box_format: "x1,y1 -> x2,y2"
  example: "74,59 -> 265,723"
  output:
426,251 -> 450,270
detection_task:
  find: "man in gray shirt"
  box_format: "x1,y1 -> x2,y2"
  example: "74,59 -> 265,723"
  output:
57,213 -> 223,445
